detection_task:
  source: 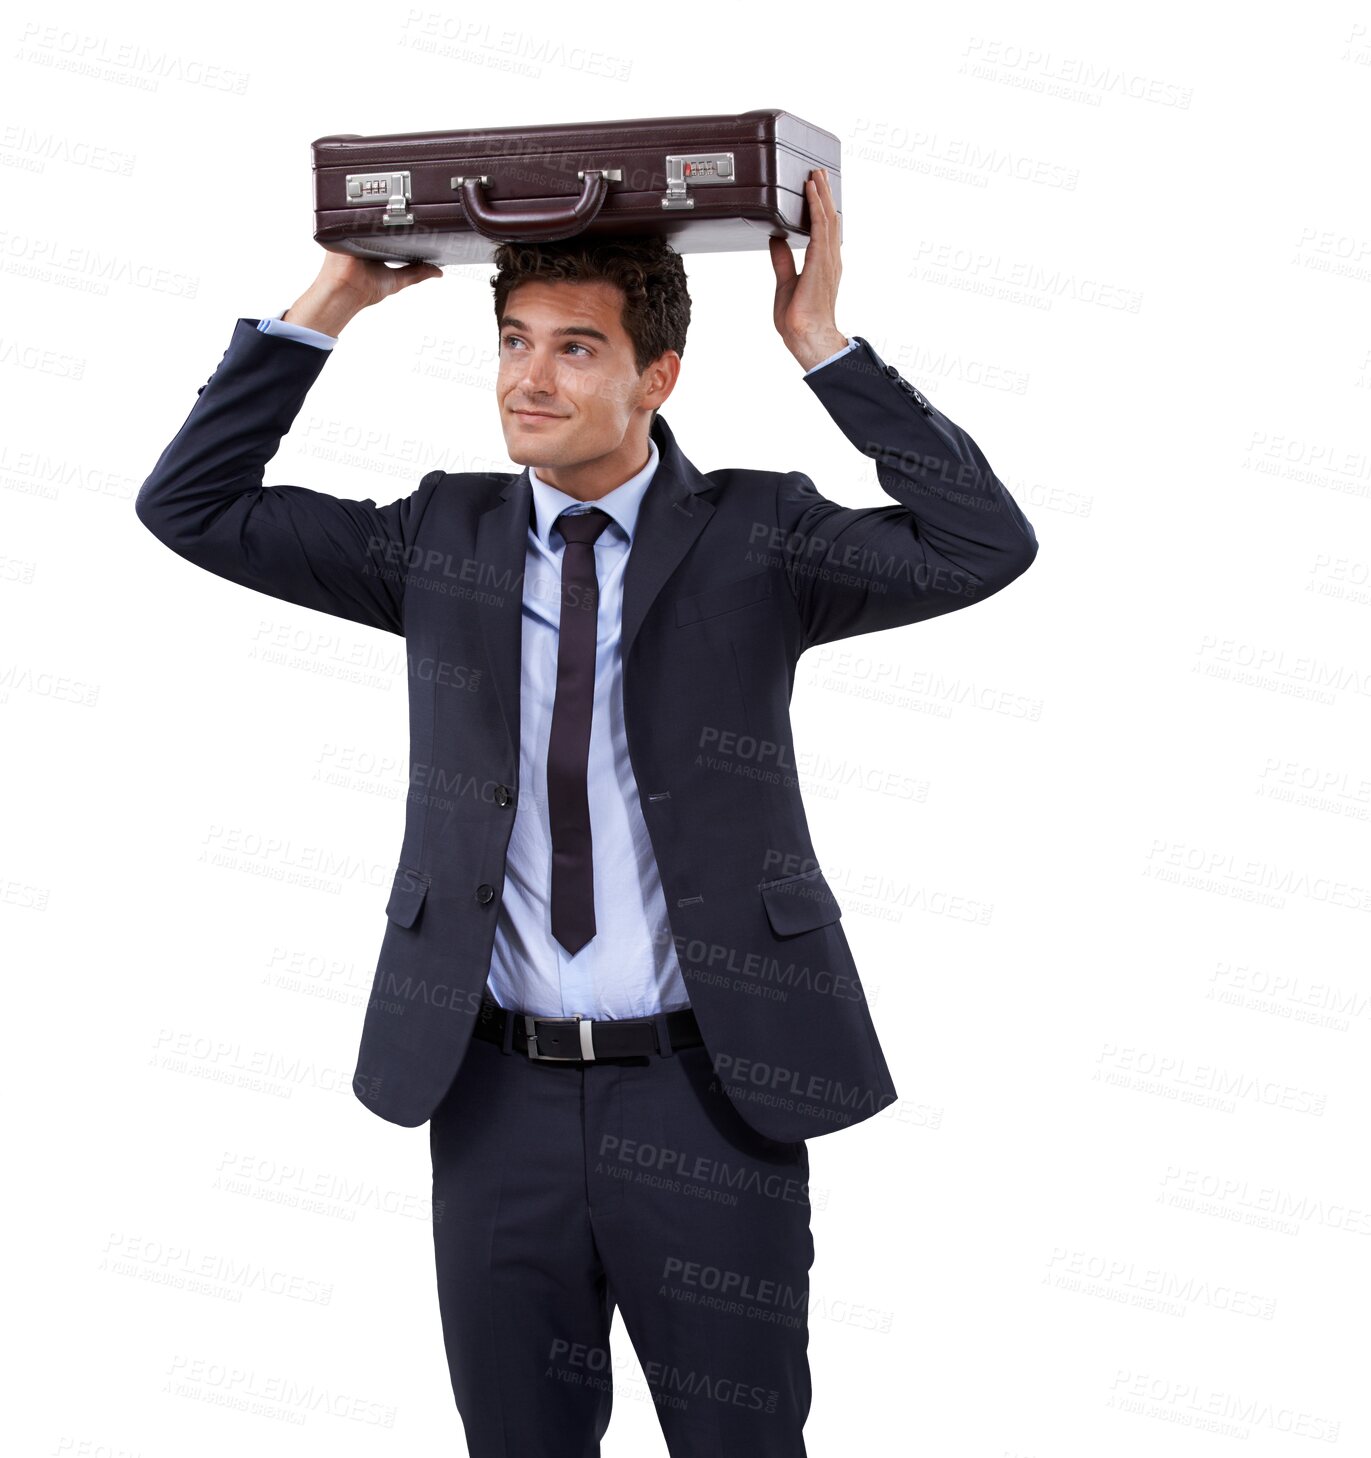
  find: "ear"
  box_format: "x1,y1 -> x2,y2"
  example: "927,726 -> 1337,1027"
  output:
643,350 -> 681,412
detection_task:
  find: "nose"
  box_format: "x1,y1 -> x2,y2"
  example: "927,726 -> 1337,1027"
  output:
519,345 -> 557,396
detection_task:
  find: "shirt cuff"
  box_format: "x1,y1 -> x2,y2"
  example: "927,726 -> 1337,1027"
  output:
256,311 -> 338,350
802,338 -> 858,376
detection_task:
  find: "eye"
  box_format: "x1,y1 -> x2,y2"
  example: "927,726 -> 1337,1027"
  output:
500,334 -> 591,356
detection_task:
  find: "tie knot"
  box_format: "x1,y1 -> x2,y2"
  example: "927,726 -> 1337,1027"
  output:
556,507 -> 612,547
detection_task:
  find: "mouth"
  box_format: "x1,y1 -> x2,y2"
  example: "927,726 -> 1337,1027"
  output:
511,409 -> 565,421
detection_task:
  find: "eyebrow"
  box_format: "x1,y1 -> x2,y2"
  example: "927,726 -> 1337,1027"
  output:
500,317 -> 611,345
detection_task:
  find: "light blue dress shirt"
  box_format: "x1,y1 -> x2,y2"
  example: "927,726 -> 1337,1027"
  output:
254,310 -> 855,1017
495,436 -> 690,1017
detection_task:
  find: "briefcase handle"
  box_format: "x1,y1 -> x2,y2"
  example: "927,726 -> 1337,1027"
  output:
450,168 -> 622,243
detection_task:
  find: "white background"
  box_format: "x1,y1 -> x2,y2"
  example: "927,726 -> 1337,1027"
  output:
5,2 -> 1369,1454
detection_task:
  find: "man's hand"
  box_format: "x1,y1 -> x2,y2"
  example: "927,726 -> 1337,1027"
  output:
769,167 -> 849,371
282,250 -> 444,336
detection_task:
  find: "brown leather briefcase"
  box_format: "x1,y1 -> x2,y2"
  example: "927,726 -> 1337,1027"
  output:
311,109 -> 841,266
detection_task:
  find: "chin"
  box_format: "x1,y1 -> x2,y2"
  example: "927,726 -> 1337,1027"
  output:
506,440 -> 554,465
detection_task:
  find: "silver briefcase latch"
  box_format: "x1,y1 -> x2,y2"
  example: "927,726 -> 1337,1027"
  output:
662,153 -> 735,210
344,170 -> 413,226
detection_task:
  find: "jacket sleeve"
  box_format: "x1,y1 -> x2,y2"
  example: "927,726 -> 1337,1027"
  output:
777,333 -> 1038,650
135,318 -> 437,637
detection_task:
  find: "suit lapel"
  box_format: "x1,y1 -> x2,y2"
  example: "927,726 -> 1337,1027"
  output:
472,475 -> 530,759
473,412 -> 716,761
619,414 -> 715,663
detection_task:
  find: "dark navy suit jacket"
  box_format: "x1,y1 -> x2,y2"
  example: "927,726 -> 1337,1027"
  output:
136,319 -> 1037,1142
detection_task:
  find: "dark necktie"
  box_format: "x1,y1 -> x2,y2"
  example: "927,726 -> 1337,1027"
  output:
547,507 -> 612,954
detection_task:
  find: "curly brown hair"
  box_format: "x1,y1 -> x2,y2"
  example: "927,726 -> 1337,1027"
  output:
490,235 -> 691,422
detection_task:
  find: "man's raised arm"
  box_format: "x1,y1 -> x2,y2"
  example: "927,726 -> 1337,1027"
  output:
769,169 -> 1037,650
134,254 -> 444,636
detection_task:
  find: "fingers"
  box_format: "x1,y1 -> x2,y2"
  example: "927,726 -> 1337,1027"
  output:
769,233 -> 797,284
398,261 -> 443,288
806,169 -> 838,248
803,169 -> 840,284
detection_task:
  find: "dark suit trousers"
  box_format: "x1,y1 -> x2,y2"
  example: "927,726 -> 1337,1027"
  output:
429,1010 -> 815,1456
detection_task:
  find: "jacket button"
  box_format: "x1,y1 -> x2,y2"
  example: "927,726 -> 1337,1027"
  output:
884,363 -> 899,377
494,784 -> 513,807
476,883 -> 495,904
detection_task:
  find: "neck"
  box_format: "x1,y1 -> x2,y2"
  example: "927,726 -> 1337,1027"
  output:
534,432 -> 653,501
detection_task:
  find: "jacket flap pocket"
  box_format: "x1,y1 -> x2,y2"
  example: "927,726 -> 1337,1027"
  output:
676,570 -> 772,626
759,866 -> 843,936
385,866 -> 431,929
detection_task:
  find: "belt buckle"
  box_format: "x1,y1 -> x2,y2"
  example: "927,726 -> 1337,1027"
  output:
523,1012 -> 596,1062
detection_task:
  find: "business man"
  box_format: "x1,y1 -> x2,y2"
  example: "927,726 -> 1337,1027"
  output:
137,168 -> 1037,1455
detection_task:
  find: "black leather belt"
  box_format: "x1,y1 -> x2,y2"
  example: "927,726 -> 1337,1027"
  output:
474,993 -> 702,1062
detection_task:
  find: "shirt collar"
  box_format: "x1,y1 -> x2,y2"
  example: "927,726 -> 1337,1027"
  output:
528,434 -> 659,548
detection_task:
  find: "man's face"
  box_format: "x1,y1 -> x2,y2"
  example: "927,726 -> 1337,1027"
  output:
496,278 -> 677,483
